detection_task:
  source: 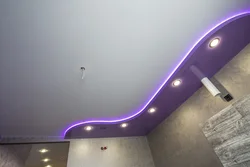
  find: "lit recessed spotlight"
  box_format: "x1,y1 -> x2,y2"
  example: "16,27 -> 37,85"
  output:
84,126 -> 93,131
209,38 -> 220,48
45,165 -> 52,167
120,123 -> 128,128
148,107 -> 157,114
42,158 -> 50,162
172,79 -> 182,87
39,149 -> 49,153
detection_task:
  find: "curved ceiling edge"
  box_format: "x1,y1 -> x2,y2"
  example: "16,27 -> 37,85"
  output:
63,11 -> 250,138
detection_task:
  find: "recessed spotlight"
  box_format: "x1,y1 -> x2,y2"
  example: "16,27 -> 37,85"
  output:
148,107 -> 156,114
84,126 -> 93,131
172,79 -> 182,87
120,123 -> 128,128
42,158 -> 50,162
45,165 -> 52,167
209,38 -> 220,48
39,149 -> 49,153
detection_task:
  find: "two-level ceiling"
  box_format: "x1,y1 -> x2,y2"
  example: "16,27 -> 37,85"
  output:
1,0 -> 250,138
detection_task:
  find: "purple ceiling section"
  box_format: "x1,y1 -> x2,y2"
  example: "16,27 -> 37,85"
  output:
65,13 -> 250,139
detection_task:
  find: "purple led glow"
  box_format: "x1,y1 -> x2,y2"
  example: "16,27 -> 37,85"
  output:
63,12 -> 250,138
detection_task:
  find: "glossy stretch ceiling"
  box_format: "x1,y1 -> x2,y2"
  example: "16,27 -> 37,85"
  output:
1,142 -> 69,167
0,1 -> 250,139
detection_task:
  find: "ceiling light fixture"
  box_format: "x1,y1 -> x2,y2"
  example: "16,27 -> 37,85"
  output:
120,123 -> 128,128
39,149 -> 49,153
42,158 -> 50,162
84,126 -> 93,131
148,107 -> 157,114
63,12 -> 250,138
172,79 -> 182,87
209,38 -> 220,48
45,165 -> 52,167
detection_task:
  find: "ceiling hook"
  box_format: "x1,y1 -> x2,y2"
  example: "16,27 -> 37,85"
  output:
80,67 -> 86,80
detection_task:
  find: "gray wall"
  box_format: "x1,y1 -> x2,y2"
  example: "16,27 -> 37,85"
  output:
0,145 -> 31,167
67,137 -> 155,167
147,43 -> 250,167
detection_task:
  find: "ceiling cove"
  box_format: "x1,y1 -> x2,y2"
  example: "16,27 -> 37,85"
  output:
65,12 -> 250,139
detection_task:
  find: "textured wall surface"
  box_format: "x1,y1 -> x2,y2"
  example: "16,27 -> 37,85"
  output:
203,95 -> 250,167
67,137 -> 155,167
0,145 -> 31,167
147,44 -> 250,167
